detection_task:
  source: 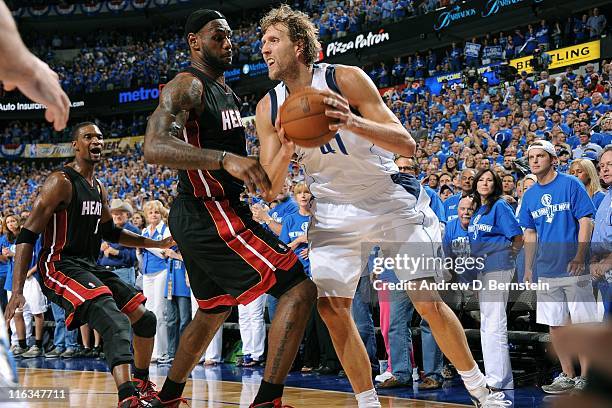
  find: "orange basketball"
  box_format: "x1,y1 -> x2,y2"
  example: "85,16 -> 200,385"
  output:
279,87 -> 336,148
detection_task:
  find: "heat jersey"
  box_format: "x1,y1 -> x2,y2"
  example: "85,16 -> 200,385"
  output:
177,66 -> 247,202
40,166 -> 104,264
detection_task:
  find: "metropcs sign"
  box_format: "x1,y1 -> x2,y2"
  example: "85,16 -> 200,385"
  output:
326,29 -> 390,57
118,87 -> 160,104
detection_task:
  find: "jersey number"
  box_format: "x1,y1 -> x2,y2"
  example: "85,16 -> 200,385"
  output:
320,134 -> 349,155
94,219 -> 100,234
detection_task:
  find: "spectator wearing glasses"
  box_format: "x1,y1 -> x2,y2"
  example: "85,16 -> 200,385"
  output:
444,169 -> 476,222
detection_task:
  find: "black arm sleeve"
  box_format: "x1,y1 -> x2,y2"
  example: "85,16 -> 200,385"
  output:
99,220 -> 122,243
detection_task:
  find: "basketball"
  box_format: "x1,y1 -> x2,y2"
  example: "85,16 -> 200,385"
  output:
279,87 -> 336,148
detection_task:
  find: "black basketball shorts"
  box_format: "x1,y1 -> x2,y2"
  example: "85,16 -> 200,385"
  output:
38,256 -> 146,330
169,195 -> 307,310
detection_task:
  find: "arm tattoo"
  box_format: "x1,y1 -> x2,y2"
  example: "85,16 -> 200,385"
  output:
144,75 -> 224,170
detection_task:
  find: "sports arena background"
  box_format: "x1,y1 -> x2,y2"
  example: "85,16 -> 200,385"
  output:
0,0 -> 610,407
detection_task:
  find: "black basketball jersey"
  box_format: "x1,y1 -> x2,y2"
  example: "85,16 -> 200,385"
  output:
177,67 -> 247,202
40,166 -> 104,264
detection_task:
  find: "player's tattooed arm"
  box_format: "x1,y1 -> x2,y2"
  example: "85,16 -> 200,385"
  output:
146,73 -> 272,194
144,73 -> 224,170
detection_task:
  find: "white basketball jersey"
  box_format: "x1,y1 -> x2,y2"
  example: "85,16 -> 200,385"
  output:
268,63 -> 400,202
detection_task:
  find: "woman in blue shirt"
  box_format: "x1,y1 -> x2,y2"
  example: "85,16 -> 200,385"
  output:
569,159 -> 605,210
140,200 -> 171,363
469,169 -> 523,390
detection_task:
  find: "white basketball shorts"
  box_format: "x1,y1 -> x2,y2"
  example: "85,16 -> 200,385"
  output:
308,180 -> 443,298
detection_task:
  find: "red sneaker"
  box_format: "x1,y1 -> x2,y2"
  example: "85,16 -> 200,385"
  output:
133,378 -> 159,402
249,398 -> 294,408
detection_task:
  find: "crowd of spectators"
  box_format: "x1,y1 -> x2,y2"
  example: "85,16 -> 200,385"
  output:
365,7 -> 607,88
3,3 -> 605,100
1,58 -> 609,217
3,0 -> 457,96
0,114 -> 148,145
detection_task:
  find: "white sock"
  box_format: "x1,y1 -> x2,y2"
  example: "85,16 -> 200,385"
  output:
355,388 -> 381,408
458,364 -> 488,402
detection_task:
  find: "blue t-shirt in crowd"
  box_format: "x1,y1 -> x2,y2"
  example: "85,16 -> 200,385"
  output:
518,173 -> 595,277
3,236 -> 42,291
0,235 -> 13,278
468,199 -> 523,273
443,193 -> 462,222
2,240 -> 16,291
443,218 -> 476,282
165,257 -> 190,298
269,197 -> 298,224
279,212 -> 311,274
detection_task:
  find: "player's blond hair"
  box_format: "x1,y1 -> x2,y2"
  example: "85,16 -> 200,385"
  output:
260,4 -> 320,65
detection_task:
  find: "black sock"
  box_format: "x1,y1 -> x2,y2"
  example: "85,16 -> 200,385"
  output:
158,378 -> 186,402
133,366 -> 149,382
118,381 -> 137,401
18,339 -> 26,349
253,380 -> 284,405
36,339 -> 42,348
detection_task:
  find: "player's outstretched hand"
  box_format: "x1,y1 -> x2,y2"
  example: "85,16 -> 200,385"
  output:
157,236 -> 176,249
321,89 -> 355,132
4,293 -> 25,322
2,56 -> 71,131
222,153 -> 272,195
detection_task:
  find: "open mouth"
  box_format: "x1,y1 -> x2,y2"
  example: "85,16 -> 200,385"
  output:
90,147 -> 102,155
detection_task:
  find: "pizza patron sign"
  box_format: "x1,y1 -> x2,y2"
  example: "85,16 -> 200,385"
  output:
325,29 -> 390,57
